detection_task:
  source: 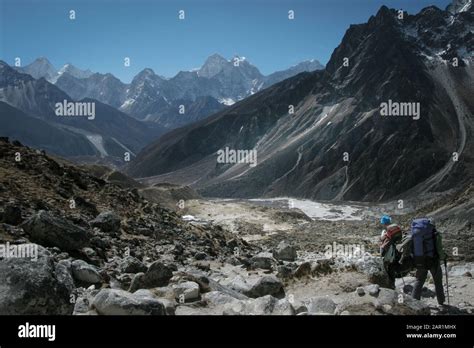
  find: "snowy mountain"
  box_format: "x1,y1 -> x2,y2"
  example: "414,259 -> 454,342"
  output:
127,2 -> 474,203
16,58 -> 94,83
41,54 -> 324,129
447,0 -> 472,13
0,61 -> 165,161
55,63 -> 93,81
17,57 -> 57,82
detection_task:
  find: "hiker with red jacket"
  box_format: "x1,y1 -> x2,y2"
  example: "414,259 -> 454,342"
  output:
379,215 -> 403,289
409,218 -> 447,306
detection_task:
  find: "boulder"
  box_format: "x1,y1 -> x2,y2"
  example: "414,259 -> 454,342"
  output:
223,295 -> 294,315
250,252 -> 276,270
92,289 -> 166,315
71,259 -> 102,285
203,291 -> 240,306
294,262 -> 312,278
356,287 -> 366,296
129,261 -> 174,291
365,284 -> 380,297
173,281 -> 200,302
133,289 -> 176,315
230,275 -> 285,299
119,256 -> 147,274
90,211 -> 121,233
3,204 -> 22,225
273,241 -> 297,261
22,210 -> 89,251
305,297 -> 336,315
336,288 -> 430,315
0,244 -> 74,314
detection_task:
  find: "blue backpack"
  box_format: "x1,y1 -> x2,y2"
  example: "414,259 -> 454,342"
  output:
410,218 -> 436,266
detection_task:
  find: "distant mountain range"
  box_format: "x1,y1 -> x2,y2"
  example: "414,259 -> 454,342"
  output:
0,61 -> 166,163
14,55 -> 324,129
127,0 -> 474,202
0,54 -> 323,162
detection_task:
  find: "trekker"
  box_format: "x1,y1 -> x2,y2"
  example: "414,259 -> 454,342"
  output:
410,218 -> 447,306
379,215 -> 403,289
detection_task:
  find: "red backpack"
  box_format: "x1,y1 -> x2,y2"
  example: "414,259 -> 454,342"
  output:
381,224 -> 402,249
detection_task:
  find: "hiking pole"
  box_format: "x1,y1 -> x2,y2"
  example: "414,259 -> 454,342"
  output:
444,259 -> 450,305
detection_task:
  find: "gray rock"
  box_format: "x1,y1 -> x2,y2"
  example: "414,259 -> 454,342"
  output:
129,261 -> 174,291
448,263 -> 474,277
0,244 -> 74,314
71,259 -> 103,285
55,259 -> 75,293
223,295 -> 295,315
3,204 -> 22,225
207,278 -> 249,300
273,241 -> 297,261
194,252 -> 207,260
230,275 -> 285,299
92,289 -> 166,315
356,287 -> 366,296
273,298 -> 295,315
203,291 -> 240,306
250,252 -> 276,270
90,211 -> 121,233
354,256 -> 391,288
290,299 -> 308,314
173,281 -> 200,302
336,288 -> 430,315
294,262 -> 312,278
22,210 -> 89,251
119,256 -> 147,274
305,297 -> 336,315
133,289 -> 176,315
365,284 -> 380,297
374,288 -> 430,315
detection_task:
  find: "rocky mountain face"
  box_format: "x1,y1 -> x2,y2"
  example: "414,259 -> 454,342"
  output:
55,72 -> 127,109
127,3 -> 473,203
3,138 -> 471,316
0,62 -> 166,162
19,54 -> 323,130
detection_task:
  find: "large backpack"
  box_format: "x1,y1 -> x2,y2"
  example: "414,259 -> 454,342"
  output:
381,224 -> 412,277
410,218 -> 436,267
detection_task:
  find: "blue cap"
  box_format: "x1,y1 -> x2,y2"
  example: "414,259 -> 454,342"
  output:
380,215 -> 392,225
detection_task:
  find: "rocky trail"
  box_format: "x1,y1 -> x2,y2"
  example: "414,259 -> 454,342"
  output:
0,138 -> 472,316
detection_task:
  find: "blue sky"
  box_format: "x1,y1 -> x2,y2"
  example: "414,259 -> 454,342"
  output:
0,0 -> 451,82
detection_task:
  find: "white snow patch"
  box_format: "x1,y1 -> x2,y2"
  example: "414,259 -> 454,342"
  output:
85,134 -> 108,158
249,198 -> 363,221
219,98 -> 235,106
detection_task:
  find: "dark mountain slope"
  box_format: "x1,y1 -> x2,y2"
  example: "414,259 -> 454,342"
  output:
127,5 -> 473,202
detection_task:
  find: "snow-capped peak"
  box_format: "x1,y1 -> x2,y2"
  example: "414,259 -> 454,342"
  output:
57,63 -> 93,80
21,57 -> 57,81
447,0 -> 472,14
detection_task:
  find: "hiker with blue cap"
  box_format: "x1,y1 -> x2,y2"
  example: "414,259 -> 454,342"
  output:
379,215 -> 403,289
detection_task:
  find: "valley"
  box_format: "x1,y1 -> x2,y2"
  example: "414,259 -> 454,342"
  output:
0,0 -> 472,319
